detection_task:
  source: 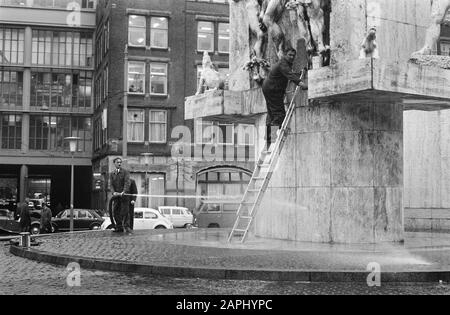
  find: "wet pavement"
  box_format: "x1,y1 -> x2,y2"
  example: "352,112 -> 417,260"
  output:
2,244 -> 450,295
14,229 -> 450,274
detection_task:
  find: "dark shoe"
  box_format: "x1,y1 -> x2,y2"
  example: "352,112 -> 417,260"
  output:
112,229 -> 124,233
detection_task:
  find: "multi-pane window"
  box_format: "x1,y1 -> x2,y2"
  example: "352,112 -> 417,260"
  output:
237,124 -> 255,145
149,110 -> 167,143
0,28 -> 24,64
217,123 -> 234,145
127,109 -> 144,143
128,61 -> 145,93
29,114 -> 91,151
150,17 -> 168,48
0,0 -> 97,9
0,70 -> 23,107
197,21 -> 214,52
150,63 -> 167,95
129,15 -> 146,46
32,30 -> 93,67
0,114 -> 21,149
31,71 -> 92,109
195,119 -> 214,144
72,71 -> 93,108
218,23 -> 230,53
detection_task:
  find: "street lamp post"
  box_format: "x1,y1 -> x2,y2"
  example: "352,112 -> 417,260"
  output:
65,137 -> 80,233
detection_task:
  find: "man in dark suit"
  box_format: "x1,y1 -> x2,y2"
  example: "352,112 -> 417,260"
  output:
128,179 -> 138,230
262,48 -> 307,148
18,198 -> 31,232
109,157 -> 131,234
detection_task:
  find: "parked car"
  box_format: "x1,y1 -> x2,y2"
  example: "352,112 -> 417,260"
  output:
158,206 -> 194,229
0,209 -> 13,220
52,209 -> 104,232
193,200 -> 240,228
0,209 -> 41,235
101,208 -> 173,231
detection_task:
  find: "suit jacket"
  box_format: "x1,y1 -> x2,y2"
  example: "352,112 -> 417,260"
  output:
19,202 -> 31,225
109,167 -> 131,195
262,57 -> 302,96
129,179 -> 138,202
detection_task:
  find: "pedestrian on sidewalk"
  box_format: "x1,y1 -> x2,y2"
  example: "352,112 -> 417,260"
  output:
40,204 -> 53,234
18,198 -> 31,233
109,157 -> 131,234
262,48 -> 307,148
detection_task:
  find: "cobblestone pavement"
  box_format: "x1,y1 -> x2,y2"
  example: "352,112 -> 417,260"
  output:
24,230 -> 450,272
2,243 -> 450,295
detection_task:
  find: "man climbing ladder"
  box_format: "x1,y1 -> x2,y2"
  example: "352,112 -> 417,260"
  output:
262,48 -> 308,149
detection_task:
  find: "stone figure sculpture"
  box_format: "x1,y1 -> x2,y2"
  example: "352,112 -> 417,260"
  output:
413,0 -> 450,55
285,0 -> 329,58
196,52 -> 225,95
234,0 -> 329,84
359,27 -> 379,59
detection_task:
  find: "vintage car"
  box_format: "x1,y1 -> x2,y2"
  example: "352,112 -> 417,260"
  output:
101,208 -> 173,231
52,209 -> 104,232
0,209 -> 42,235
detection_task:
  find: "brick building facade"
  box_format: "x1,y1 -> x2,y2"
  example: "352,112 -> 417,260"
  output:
92,0 -> 255,213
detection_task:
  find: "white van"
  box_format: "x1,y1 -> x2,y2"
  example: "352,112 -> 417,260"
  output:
158,206 -> 194,228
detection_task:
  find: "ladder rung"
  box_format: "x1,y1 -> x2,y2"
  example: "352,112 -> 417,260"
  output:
247,189 -> 259,193
232,229 -> 247,233
258,163 -> 270,168
239,216 -> 253,220
252,177 -> 266,180
241,201 -> 255,205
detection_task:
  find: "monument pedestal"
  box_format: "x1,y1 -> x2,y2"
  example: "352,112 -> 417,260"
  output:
254,96 -> 404,243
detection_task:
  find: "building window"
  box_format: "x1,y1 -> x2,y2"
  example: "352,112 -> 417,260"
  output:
29,114 -> 91,152
129,15 -> 146,47
0,28 -> 24,65
439,39 -> 450,56
197,21 -> 214,52
150,63 -> 167,95
218,23 -> 230,53
218,123 -> 234,145
0,114 -> 21,150
1,0 -> 97,9
196,168 -> 251,209
195,119 -> 214,144
0,70 -> 23,107
128,61 -> 145,94
127,109 -> 145,143
32,30 -> 93,67
150,17 -> 168,49
237,124 -> 255,146
72,71 -> 93,109
71,116 -> 92,152
149,110 -> 167,143
30,73 -> 51,108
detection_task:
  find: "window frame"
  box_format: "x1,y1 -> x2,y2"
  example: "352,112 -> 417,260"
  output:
149,109 -> 167,144
149,62 -> 168,96
150,16 -> 169,49
127,109 -> 145,143
197,21 -> 214,52
128,15 -> 147,47
127,61 -> 146,95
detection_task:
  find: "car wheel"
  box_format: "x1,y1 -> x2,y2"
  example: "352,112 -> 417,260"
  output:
155,225 -> 166,229
30,225 -> 40,235
184,223 -> 193,229
90,224 -> 101,230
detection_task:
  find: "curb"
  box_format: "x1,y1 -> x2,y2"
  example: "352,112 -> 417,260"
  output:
10,246 -> 450,283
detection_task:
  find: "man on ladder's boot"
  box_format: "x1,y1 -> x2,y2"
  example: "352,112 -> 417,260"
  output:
262,48 -> 308,150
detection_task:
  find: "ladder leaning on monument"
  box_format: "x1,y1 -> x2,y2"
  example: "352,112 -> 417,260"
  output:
228,71 -> 306,244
